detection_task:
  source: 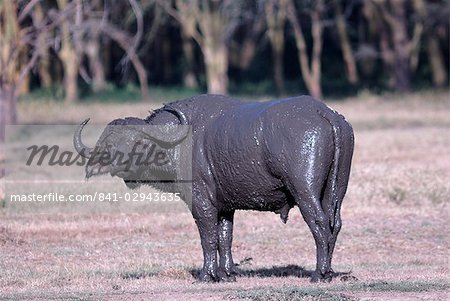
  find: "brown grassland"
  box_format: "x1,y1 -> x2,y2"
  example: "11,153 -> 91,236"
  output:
0,91 -> 449,300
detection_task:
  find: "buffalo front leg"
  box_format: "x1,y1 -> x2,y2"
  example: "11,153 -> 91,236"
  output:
194,214 -> 219,282
218,211 -> 237,282
192,191 -> 220,282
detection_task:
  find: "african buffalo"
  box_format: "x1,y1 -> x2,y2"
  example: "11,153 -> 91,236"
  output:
73,94 -> 354,282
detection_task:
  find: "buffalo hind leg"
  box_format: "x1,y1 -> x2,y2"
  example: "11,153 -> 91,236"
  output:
288,182 -> 333,282
218,211 -> 237,282
300,194 -> 332,282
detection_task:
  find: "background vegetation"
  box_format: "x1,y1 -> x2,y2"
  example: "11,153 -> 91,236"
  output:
1,0 -> 449,141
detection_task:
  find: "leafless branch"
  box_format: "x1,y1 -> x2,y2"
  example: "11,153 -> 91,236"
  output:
14,50 -> 39,96
156,0 -> 204,48
82,19 -> 149,99
18,0 -> 41,22
128,0 -> 144,52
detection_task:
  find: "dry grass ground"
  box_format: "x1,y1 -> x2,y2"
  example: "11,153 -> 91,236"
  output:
0,91 -> 449,300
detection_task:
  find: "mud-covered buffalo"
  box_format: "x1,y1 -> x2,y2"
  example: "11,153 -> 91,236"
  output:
74,94 -> 354,282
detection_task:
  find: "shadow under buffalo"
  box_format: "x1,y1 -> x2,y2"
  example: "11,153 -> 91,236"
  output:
190,264 -> 353,280
237,264 -> 314,278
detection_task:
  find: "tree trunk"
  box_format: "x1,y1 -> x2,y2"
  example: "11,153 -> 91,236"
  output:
266,0 -> 286,95
410,0 -> 426,72
181,13 -> 198,88
57,0 -> 79,103
0,88 -> 16,180
0,88 -> 17,142
309,1 -> 323,99
238,37 -> 258,70
359,1 -> 378,77
390,0 -> 411,92
86,0 -> 106,92
34,2 -> 52,88
181,27 -> 198,89
204,42 -> 228,94
332,0 -> 358,84
285,0 -> 323,99
229,20 -> 264,71
427,34 -> 447,88
99,22 -> 149,101
60,47 -> 79,103
162,0 -> 230,94
162,35 -> 172,83
129,53 -> 150,100
37,41 -> 52,89
86,32 -> 106,92
0,1 -> 20,92
272,44 -> 285,96
376,0 -> 411,92
17,47 -> 30,95
199,4 -> 229,95
172,0 -> 199,89
379,22 -> 395,88
0,0 -> 19,143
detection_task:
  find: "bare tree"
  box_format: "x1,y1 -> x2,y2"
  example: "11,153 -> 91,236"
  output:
332,0 -> 358,84
232,10 -> 265,71
265,0 -> 287,95
54,0 -> 149,101
357,0 -> 379,77
422,1 -> 448,88
409,0 -> 426,73
427,34 -> 447,88
56,0 -> 80,103
228,2 -> 265,78
34,1 -> 52,88
0,0 -> 19,141
84,0 -> 107,92
158,0 -> 247,94
371,0 -> 425,92
98,0 -> 150,99
1,0 -> 42,142
0,0 -> 152,144
175,0 -> 199,88
285,0 -> 324,99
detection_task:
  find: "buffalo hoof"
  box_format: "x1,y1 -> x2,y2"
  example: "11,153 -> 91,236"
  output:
231,265 -> 240,275
217,269 -> 237,282
197,270 -> 218,283
311,271 -> 333,283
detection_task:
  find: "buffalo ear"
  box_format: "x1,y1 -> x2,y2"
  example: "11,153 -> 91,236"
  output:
136,106 -> 189,145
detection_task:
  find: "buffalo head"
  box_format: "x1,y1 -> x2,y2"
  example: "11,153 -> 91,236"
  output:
73,107 -> 189,188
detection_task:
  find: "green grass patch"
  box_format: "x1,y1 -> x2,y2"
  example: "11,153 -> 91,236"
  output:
20,84 -> 202,104
81,84 -> 141,103
119,266 -> 160,280
147,85 -> 201,103
227,280 -> 450,300
228,287 -> 352,301
343,280 -> 450,293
